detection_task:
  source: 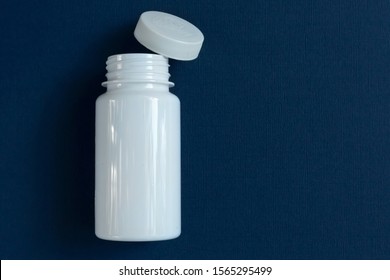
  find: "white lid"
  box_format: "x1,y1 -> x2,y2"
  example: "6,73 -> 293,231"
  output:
134,11 -> 204,61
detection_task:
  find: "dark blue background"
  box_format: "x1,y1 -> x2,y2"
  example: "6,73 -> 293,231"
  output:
1,0 -> 389,259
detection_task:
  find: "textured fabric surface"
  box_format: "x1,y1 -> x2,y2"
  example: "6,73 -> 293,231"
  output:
1,0 -> 389,259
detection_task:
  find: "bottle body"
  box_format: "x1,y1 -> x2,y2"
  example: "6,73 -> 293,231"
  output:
95,88 -> 180,241
95,53 -> 180,241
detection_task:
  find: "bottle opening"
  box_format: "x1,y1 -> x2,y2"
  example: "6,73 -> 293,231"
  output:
102,53 -> 174,88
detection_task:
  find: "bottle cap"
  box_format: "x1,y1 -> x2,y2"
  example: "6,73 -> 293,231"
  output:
134,11 -> 204,61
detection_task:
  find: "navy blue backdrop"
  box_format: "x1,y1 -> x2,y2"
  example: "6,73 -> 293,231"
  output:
1,0 -> 389,259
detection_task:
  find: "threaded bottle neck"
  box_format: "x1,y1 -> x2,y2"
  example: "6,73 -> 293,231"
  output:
102,53 -> 174,90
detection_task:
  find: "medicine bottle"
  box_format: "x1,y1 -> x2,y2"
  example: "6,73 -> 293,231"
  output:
95,11 -> 204,241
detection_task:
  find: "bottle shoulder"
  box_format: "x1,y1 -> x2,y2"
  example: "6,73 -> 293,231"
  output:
96,90 -> 179,103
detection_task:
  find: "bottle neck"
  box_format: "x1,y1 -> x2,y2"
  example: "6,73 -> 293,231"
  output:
106,82 -> 170,92
102,53 -> 174,92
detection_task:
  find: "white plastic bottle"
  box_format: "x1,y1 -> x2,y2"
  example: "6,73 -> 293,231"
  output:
95,54 -> 180,241
95,11 -> 203,241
